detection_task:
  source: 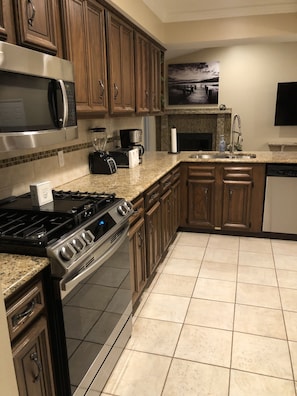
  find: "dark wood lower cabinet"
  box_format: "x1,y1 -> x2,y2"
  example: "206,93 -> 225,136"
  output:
145,200 -> 162,278
12,315 -> 55,396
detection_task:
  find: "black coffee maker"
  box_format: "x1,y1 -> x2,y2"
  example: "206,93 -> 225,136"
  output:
120,129 -> 144,162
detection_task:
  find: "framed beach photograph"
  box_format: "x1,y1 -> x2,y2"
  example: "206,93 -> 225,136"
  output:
168,62 -> 219,105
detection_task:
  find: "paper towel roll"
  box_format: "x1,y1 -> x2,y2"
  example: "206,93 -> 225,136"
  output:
171,128 -> 177,153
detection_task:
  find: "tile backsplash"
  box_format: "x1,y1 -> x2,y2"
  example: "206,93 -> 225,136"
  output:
0,117 -> 144,199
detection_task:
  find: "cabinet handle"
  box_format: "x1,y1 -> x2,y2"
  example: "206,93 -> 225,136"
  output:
229,189 -> 233,198
30,352 -> 42,382
137,231 -> 143,247
99,80 -> 105,98
27,0 -> 36,27
114,83 -> 119,99
149,192 -> 159,201
204,188 -> 208,200
12,300 -> 36,327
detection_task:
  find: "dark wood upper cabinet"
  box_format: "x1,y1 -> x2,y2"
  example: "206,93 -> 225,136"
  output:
62,0 -> 108,115
0,0 -> 16,42
13,0 -> 58,54
106,11 -> 135,114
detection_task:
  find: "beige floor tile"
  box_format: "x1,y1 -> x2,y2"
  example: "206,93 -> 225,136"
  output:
139,293 -> 190,323
208,234 -> 240,250
284,311 -> 297,341
234,304 -> 286,339
277,269 -> 297,289
185,298 -> 234,330
237,265 -> 277,286
280,287 -> 297,312
151,273 -> 196,297
232,332 -> 293,379
203,247 -> 238,265
289,341 -> 297,380
163,257 -> 201,277
177,232 -> 209,247
199,261 -> 237,282
272,239 -> 297,256
193,277 -> 236,303
238,251 -> 274,268
170,244 -> 205,260
103,350 -> 171,396
230,369 -> 295,396
163,358 -> 229,396
239,237 -> 272,253
127,317 -> 182,356
274,254 -> 297,271
236,283 -> 281,309
175,324 -> 232,367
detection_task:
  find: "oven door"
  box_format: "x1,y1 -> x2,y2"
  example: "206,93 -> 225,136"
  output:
57,223 -> 132,395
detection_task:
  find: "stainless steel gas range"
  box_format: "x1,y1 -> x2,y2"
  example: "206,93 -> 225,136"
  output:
0,190 -> 134,395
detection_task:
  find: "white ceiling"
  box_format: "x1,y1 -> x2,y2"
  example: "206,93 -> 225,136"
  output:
143,0 -> 297,22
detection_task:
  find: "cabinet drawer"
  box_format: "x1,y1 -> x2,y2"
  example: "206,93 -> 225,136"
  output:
144,183 -> 160,209
188,165 -> 216,179
160,173 -> 172,194
172,167 -> 180,183
223,166 -> 253,180
6,280 -> 45,342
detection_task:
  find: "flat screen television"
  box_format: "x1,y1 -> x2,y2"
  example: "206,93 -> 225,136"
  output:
274,82 -> 297,126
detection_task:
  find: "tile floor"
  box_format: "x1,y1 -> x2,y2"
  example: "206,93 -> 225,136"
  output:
98,232 -> 297,396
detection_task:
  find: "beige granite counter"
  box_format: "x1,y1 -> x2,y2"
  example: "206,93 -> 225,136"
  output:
2,149 -> 297,299
56,150 -> 297,201
0,254 -> 49,299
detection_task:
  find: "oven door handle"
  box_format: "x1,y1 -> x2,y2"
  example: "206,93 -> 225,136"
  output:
61,224 -> 129,294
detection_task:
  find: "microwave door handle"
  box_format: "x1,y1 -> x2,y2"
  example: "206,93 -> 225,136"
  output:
57,79 -> 68,127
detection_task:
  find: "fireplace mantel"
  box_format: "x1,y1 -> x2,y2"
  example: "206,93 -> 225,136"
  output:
156,107 -> 232,151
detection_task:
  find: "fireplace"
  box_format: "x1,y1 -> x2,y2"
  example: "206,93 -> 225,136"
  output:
156,108 -> 232,151
177,132 -> 212,151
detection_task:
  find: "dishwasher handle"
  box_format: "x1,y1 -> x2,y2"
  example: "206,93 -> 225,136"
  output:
60,223 -> 129,295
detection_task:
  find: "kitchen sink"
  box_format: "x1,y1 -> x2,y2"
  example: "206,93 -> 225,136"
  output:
189,152 -> 256,160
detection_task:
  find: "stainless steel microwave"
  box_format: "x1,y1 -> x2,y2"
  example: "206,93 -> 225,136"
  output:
0,42 -> 78,152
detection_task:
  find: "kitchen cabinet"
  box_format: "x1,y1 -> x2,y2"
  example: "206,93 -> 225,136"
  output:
0,0 -> 15,42
145,183 -> 162,277
62,0 -> 108,115
106,11 -> 135,114
180,163 -> 265,233
129,196 -> 147,307
13,0 -> 58,54
160,172 -> 174,252
6,273 -> 55,396
134,32 -> 163,114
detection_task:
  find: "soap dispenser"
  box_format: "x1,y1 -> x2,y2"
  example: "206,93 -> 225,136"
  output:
219,135 -> 226,152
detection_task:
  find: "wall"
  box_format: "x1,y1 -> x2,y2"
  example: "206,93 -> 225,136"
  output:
0,116 -> 144,200
166,42 -> 297,151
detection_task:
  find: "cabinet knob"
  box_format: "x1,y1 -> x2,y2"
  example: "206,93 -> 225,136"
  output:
99,80 -> 105,98
30,351 -> 42,382
27,0 -> 36,27
114,83 -> 119,99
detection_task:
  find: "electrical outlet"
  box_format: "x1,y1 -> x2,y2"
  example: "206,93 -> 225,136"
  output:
58,150 -> 64,167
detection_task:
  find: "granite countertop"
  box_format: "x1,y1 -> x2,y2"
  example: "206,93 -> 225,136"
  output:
2,149 -> 297,299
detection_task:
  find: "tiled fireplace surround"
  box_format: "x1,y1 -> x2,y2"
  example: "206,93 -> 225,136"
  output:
156,108 -> 232,151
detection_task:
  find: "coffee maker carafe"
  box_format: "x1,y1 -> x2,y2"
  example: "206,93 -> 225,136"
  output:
120,129 -> 144,160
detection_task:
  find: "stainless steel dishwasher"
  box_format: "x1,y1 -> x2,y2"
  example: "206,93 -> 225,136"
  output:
263,163 -> 297,234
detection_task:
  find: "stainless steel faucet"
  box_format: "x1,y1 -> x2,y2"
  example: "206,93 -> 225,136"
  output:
230,114 -> 243,153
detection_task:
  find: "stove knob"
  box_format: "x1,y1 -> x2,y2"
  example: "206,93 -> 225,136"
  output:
117,204 -> 128,216
123,201 -> 133,212
71,238 -> 84,252
81,230 -> 94,245
60,245 -> 75,261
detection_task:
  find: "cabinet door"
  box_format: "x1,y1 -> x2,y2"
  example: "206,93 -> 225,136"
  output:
106,12 -> 135,114
135,32 -> 150,113
188,178 -> 216,228
13,315 -> 55,396
14,0 -> 57,54
150,43 -> 161,113
0,0 -> 15,41
63,0 -> 108,114
222,180 -> 252,230
129,217 -> 146,306
145,201 -> 162,277
161,188 -> 172,252
172,178 -> 181,234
